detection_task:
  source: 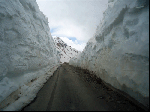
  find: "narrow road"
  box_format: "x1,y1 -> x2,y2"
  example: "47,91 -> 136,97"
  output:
22,63 -> 144,111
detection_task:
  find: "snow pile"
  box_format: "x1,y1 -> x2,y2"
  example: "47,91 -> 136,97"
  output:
0,0 -> 59,110
53,37 -> 80,63
69,0 -> 149,108
1,66 -> 58,111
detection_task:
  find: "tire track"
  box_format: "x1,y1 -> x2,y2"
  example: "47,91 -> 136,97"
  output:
46,67 -> 60,111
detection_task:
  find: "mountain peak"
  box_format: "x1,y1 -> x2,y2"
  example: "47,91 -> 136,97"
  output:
53,37 -> 80,64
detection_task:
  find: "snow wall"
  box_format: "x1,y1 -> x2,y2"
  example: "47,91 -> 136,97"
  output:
0,0 -> 60,110
69,0 -> 149,108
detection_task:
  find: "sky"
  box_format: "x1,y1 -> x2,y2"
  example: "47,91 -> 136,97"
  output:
36,0 -> 108,51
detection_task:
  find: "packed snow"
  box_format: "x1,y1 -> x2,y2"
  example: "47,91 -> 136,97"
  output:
53,37 -> 80,64
0,0 -> 149,111
0,0 -> 60,111
69,0 -> 149,108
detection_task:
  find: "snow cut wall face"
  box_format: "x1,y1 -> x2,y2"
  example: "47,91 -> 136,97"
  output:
69,0 -> 149,108
0,0 -> 59,103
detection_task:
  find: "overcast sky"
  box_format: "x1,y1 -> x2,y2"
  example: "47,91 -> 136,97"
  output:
36,0 -> 108,51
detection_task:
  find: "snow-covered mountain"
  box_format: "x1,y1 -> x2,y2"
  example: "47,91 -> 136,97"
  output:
53,37 -> 80,64
69,0 -> 149,108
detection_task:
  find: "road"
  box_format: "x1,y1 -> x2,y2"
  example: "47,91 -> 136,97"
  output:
22,63 -> 144,111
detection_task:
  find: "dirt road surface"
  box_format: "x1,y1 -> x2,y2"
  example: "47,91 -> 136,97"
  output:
22,63 -> 145,111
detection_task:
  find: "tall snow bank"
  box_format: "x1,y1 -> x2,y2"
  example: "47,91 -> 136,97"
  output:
69,0 -> 149,108
0,0 -> 59,110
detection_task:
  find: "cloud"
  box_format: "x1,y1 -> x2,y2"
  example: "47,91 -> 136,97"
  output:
36,0 -> 108,51
56,37 -> 86,51
36,0 -> 108,40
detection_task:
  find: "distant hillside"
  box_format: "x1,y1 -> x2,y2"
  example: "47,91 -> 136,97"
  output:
53,37 -> 80,63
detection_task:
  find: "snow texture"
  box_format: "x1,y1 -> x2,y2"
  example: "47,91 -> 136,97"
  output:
53,37 -> 80,64
69,0 -> 149,108
0,0 -> 60,110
